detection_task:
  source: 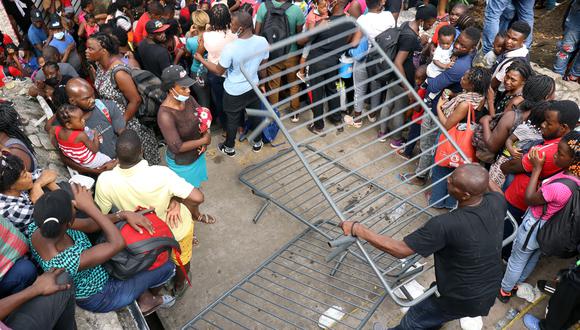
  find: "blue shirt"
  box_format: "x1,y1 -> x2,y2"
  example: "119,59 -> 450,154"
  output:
49,33 -> 75,54
426,52 -> 475,113
185,36 -> 203,74
219,36 -> 269,96
27,26 -> 48,57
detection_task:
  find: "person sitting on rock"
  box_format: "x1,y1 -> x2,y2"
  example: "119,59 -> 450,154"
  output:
44,78 -> 125,177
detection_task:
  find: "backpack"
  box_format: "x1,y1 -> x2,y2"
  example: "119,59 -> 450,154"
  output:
98,208 -> 181,280
261,0 -> 292,59
535,178 -> 580,258
111,66 -> 167,127
243,104 -> 281,144
365,23 -> 413,83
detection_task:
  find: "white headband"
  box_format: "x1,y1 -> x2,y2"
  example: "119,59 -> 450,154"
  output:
43,217 -> 59,224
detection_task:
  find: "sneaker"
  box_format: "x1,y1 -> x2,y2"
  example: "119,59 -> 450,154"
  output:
537,280 -> 556,294
523,314 -> 541,330
252,141 -> 263,153
390,139 -> 404,149
307,124 -> 326,137
396,148 -> 411,160
378,132 -> 387,142
217,143 -> 236,157
290,114 -> 299,122
497,288 -> 512,303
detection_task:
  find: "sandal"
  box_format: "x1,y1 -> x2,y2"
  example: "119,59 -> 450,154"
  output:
398,172 -> 425,186
196,213 -> 217,224
141,295 -> 176,316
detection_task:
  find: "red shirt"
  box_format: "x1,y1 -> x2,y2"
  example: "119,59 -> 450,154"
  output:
0,34 -> 15,54
0,65 -> 22,87
505,138 -> 562,211
133,12 -> 151,45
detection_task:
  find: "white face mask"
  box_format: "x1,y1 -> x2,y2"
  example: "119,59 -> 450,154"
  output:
54,31 -> 65,39
172,89 -> 188,102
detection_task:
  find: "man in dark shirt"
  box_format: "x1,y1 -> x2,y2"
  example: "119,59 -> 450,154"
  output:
341,164 -> 506,329
304,0 -> 356,135
137,19 -> 171,78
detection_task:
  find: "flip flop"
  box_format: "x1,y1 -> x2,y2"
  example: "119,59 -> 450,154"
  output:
142,295 -> 176,316
398,172 -> 425,186
196,214 -> 217,224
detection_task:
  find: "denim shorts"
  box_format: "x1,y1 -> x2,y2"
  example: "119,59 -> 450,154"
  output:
77,261 -> 175,313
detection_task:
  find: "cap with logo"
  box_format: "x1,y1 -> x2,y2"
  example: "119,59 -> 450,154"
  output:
48,19 -> 63,29
145,19 -> 170,34
31,9 -> 43,22
161,65 -> 195,87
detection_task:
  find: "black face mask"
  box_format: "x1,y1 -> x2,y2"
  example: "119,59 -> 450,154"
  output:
45,77 -> 60,86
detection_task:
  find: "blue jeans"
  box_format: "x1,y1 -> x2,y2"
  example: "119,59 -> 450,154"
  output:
390,295 -> 466,329
554,7 -> 580,77
483,0 -> 534,53
207,72 -> 226,127
403,122 -> 421,157
0,258 -> 37,298
501,210 -> 544,292
77,261 -> 175,313
429,165 -> 457,209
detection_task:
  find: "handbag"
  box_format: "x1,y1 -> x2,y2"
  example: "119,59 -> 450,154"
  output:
434,103 -> 477,168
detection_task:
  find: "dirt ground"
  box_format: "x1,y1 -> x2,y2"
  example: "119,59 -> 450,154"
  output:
470,0 -> 570,69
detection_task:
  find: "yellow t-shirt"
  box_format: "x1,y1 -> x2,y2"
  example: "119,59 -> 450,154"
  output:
94,160 -> 194,241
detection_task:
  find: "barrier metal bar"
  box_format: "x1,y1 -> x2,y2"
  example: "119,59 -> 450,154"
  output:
185,17 -> 518,328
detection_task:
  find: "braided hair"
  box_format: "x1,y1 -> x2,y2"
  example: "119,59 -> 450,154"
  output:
561,130 -> 580,177
88,32 -> 120,56
56,104 -> 79,127
465,67 -> 492,95
0,101 -> 36,155
525,100 -> 549,132
456,14 -> 476,31
519,74 -> 555,112
209,3 -> 231,32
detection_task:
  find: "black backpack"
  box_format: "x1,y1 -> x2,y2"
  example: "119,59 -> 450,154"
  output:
261,0 -> 292,59
533,178 -> 580,258
366,23 -> 414,83
111,66 -> 167,127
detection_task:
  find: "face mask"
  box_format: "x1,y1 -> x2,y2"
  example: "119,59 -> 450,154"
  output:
54,31 -> 65,39
172,89 -> 188,102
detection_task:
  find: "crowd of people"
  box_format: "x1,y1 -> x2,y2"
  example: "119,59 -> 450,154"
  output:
0,0 -> 579,328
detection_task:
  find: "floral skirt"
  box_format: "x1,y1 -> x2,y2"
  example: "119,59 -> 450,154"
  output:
126,118 -> 160,165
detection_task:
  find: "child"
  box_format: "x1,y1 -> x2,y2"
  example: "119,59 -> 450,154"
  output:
78,13 -> 99,39
499,129 -> 580,303
483,31 -> 506,69
398,65 -> 427,160
53,104 -> 114,169
297,0 -> 328,84
423,25 -> 457,106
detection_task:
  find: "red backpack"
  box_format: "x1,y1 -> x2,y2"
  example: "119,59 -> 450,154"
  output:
100,208 -> 185,281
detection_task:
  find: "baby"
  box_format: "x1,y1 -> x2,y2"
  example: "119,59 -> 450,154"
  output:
423,25 -> 457,106
53,104 -> 114,169
483,32 -> 506,69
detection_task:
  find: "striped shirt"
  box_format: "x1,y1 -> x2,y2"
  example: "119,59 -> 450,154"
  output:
0,216 -> 28,281
55,126 -> 97,165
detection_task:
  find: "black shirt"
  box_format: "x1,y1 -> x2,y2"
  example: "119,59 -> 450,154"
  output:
136,39 -> 172,78
397,22 -> 421,87
307,15 -> 356,64
404,192 -> 507,316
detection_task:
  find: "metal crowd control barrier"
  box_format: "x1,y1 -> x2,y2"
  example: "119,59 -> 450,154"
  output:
184,17 -> 517,329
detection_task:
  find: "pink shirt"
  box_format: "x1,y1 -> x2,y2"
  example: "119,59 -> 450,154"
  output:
531,172 -> 580,220
203,30 -> 237,65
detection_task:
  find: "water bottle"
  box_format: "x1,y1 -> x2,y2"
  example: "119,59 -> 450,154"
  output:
495,308 -> 518,330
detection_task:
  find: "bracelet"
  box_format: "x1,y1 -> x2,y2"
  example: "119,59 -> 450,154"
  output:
351,221 -> 359,237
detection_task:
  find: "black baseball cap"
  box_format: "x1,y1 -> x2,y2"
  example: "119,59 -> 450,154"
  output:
31,9 -> 43,22
145,19 -> 170,34
48,19 -> 63,29
161,65 -> 195,87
